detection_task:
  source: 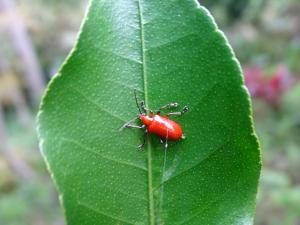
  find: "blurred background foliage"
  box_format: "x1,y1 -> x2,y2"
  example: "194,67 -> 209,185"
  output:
0,0 -> 299,224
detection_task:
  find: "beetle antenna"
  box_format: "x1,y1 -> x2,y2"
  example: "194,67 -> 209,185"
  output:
134,89 -> 142,114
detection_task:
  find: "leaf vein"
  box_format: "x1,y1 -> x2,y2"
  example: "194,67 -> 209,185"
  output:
68,86 -> 126,122
176,176 -> 242,225
98,47 -> 142,64
60,137 -> 147,171
137,1 -> 155,225
77,200 -> 135,225
147,33 -> 198,51
155,140 -> 230,189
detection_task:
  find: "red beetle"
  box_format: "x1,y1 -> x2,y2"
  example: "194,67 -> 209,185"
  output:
120,90 -> 188,149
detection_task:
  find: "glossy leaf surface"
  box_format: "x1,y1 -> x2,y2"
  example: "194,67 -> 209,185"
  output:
38,0 -> 261,224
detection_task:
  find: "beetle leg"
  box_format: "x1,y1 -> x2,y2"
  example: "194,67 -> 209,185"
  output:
125,124 -> 146,129
160,138 -> 168,149
138,130 -> 148,150
140,101 -> 155,117
159,102 -> 179,110
118,117 -> 140,131
166,106 -> 189,116
157,102 -> 179,114
140,101 -> 151,113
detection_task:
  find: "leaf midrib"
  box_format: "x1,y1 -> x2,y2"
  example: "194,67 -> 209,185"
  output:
137,1 -> 155,225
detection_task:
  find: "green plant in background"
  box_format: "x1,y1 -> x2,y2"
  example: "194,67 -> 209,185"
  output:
37,0 -> 261,224
254,82 -> 300,225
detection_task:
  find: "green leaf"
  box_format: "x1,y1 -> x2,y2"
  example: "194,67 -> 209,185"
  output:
37,0 -> 261,224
